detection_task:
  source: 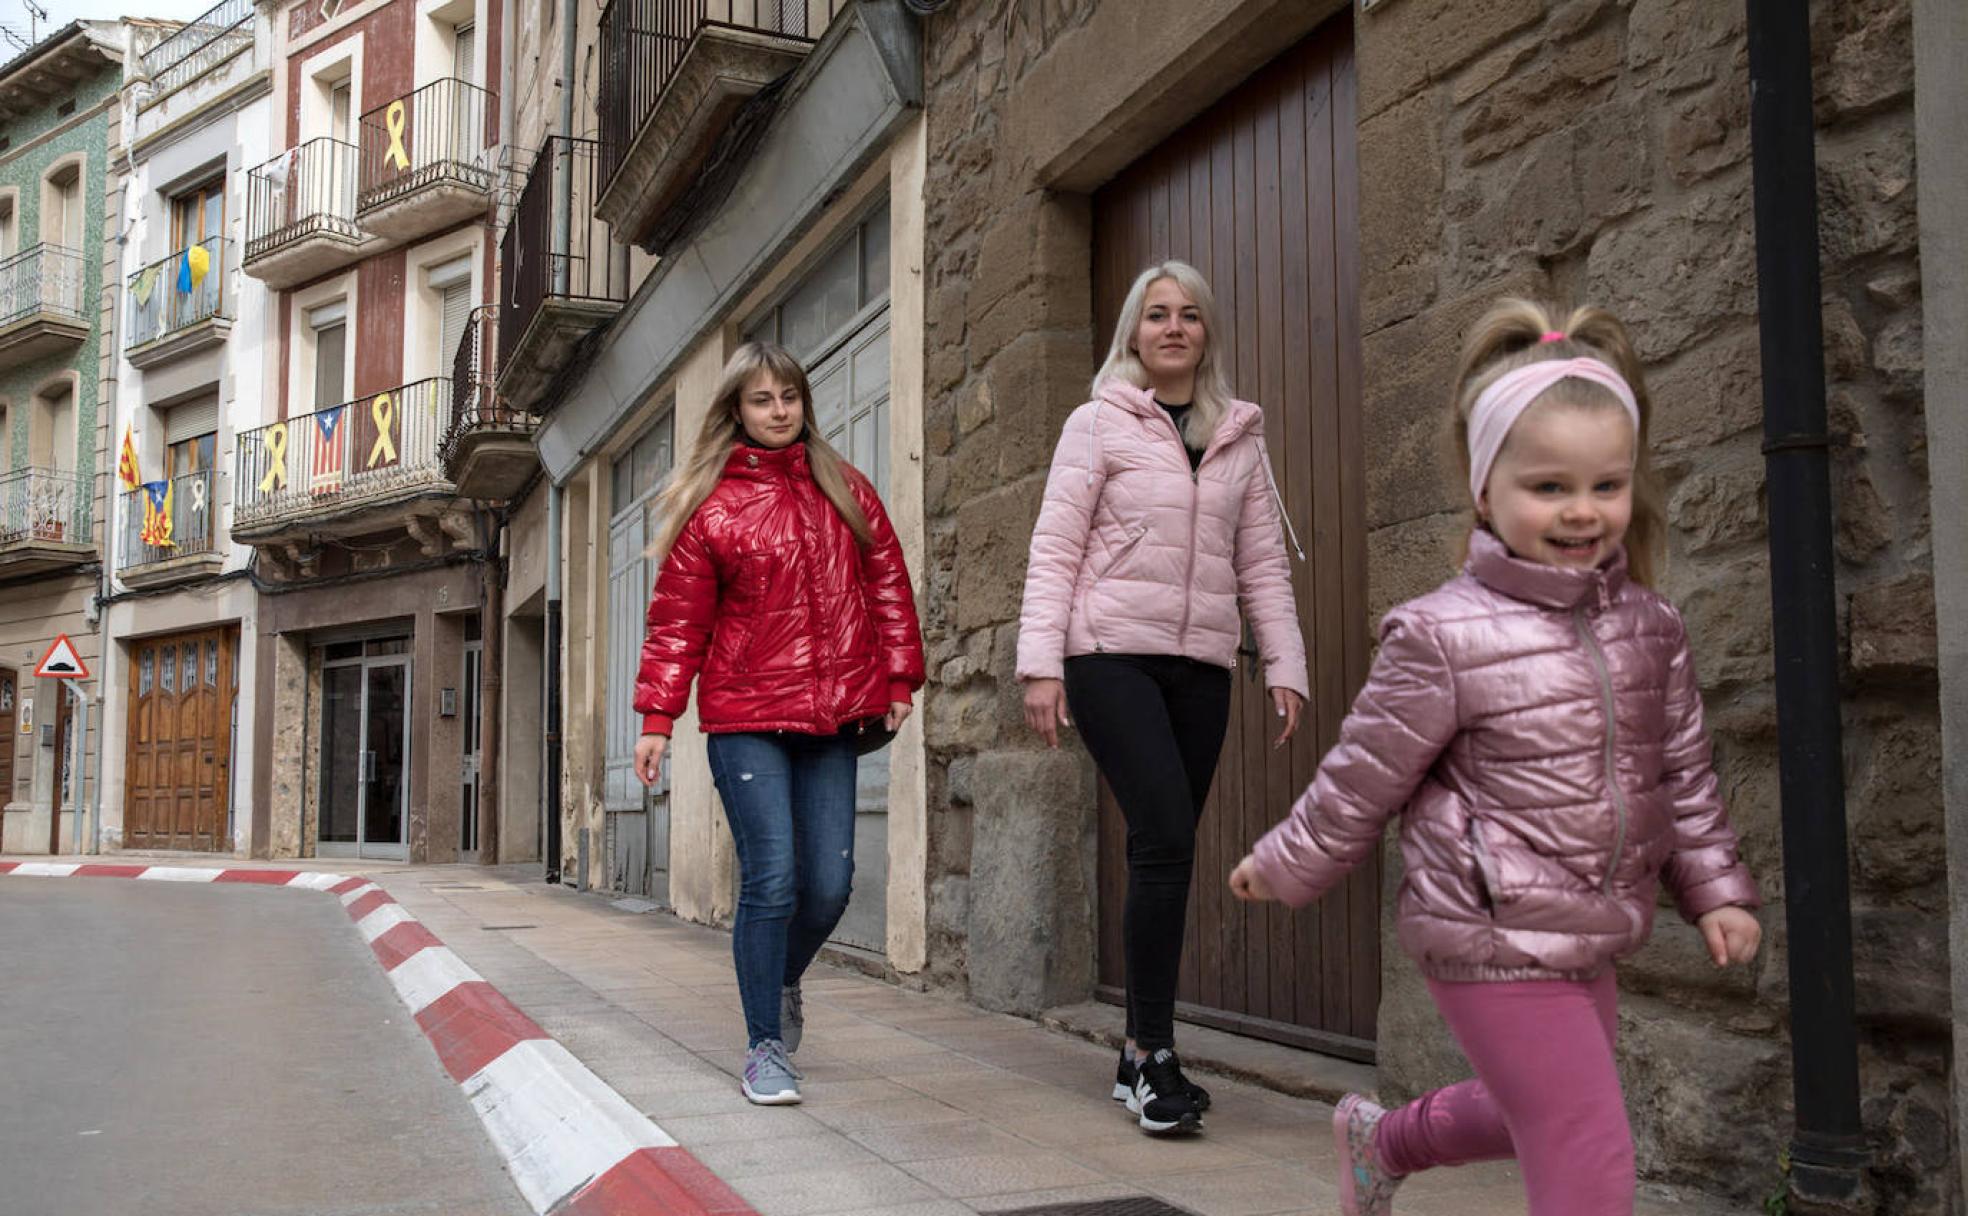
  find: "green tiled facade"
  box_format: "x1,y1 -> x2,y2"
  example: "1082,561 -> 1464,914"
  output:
0,42 -> 117,524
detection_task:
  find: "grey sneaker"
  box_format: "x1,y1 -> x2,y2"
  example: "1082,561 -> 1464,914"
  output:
781,985 -> 804,1053
1334,1093 -> 1404,1216
742,1039 -> 802,1105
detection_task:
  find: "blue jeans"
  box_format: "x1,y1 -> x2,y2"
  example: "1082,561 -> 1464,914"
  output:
706,730 -> 859,1048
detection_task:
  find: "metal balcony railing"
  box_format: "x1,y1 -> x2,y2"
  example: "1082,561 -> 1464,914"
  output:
498,137 -> 626,369
140,0 -> 253,99
0,467 -> 92,547
120,470 -> 218,569
444,305 -> 525,456
128,238 -> 233,349
245,138 -> 360,259
357,78 -> 496,210
233,379 -> 450,525
0,244 -> 87,328
597,0 -> 834,197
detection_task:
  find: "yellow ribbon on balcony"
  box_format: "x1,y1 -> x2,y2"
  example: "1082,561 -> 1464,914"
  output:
368,392 -> 398,468
384,100 -> 410,171
257,422 -> 289,493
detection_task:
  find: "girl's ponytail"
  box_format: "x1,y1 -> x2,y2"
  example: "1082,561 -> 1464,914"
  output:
1448,298 -> 1665,587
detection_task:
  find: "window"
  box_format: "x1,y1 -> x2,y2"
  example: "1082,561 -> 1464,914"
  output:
30,382 -> 76,471
309,301 -> 349,410
428,256 -> 473,375
0,196 -> 14,258
171,178 -> 225,250
329,79 -> 353,142
745,204 -> 890,361
453,22 -> 476,84
44,163 -> 82,249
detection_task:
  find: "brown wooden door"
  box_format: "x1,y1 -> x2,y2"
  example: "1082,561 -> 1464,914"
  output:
52,688 -> 71,853
125,629 -> 236,851
0,670 -> 15,805
1091,17 -> 1375,1060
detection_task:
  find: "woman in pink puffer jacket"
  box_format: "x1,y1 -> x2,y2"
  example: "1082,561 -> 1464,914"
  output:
1230,299 -> 1762,1215
1017,260 -> 1309,1135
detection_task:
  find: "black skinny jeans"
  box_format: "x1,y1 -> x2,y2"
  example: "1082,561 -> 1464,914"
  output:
1064,653 -> 1232,1052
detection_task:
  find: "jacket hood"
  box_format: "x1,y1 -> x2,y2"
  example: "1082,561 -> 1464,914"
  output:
1464,527 -> 1630,611
1094,379 -> 1266,450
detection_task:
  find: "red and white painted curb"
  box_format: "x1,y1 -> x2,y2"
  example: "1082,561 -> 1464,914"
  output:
0,861 -> 757,1216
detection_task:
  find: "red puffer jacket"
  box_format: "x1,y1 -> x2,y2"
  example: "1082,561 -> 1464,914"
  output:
634,441 -> 924,737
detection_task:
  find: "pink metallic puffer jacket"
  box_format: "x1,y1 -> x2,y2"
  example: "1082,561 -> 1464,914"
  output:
1251,529 -> 1760,982
1016,381 -> 1310,698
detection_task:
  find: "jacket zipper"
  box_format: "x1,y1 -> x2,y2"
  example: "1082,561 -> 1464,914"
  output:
1160,409 -> 1207,654
1572,603 -> 1626,893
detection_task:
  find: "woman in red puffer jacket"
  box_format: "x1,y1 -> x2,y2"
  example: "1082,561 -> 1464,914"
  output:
633,341 -> 923,1106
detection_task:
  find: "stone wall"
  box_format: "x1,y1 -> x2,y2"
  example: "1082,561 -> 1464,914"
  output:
1352,0 -> 1941,1208
922,0 -> 1945,1209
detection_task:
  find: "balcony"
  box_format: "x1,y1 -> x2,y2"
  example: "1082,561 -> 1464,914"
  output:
444,305 -> 539,499
233,378 -> 454,541
0,468 -> 94,575
244,138 -> 363,289
138,0 -> 254,106
126,238 -> 234,368
356,79 -> 497,241
497,138 -> 626,413
596,0 -> 837,248
0,245 -> 88,372
118,470 -> 223,586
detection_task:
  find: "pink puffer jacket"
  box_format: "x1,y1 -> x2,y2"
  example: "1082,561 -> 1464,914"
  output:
1016,381 -> 1310,697
1251,529 -> 1760,982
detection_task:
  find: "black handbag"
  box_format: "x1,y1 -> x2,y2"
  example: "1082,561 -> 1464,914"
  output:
841,714 -> 896,756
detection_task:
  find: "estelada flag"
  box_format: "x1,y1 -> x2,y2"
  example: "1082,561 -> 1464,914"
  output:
311,405 -> 346,493
139,480 -> 174,548
118,425 -> 140,491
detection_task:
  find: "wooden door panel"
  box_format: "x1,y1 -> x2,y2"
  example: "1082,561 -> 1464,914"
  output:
1091,16 -> 1373,1058
125,629 -> 237,852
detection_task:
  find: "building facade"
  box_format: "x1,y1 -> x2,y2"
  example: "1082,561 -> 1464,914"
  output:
0,24 -> 120,857
95,4 -> 275,856
231,0 -> 514,866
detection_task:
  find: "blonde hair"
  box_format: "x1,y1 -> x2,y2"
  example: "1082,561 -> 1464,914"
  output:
1450,298 -> 1664,586
1093,260 -> 1232,450
646,341 -> 872,564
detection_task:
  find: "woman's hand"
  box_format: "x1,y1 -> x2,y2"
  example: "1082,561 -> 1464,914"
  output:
884,700 -> 913,732
1696,906 -> 1762,966
1270,688 -> 1303,750
1229,854 -> 1275,902
634,733 -> 669,787
1022,678 -> 1071,749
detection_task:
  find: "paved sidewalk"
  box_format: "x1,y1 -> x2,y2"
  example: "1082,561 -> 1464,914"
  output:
355,864 -> 1729,1216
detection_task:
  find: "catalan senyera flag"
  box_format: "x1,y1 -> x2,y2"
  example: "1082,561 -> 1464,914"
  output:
311,405 -> 347,494
139,480 -> 174,549
118,425 -> 140,491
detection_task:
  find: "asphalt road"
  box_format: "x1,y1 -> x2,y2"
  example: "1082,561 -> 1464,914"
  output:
0,877 -> 532,1216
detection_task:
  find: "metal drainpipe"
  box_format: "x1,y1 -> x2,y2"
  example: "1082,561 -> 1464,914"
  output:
544,481 -> 563,883
552,0 -> 576,296
1745,0 -> 1870,1205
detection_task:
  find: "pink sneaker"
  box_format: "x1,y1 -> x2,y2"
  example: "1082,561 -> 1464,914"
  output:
1334,1093 -> 1405,1216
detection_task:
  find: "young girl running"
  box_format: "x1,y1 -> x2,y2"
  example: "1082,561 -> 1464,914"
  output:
634,341 -> 924,1106
1229,299 -> 1762,1214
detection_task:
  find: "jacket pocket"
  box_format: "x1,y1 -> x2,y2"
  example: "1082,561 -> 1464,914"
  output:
1467,816 -> 1501,912
1078,525 -> 1148,648
712,617 -> 756,674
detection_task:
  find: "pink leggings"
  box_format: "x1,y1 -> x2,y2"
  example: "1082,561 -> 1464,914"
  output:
1374,972 -> 1635,1215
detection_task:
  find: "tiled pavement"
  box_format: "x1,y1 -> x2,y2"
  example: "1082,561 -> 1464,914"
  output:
13,854 -> 1732,1215
353,864 -> 1733,1216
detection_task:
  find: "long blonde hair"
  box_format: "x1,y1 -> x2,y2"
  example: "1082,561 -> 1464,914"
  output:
646,341 -> 872,564
1093,260 -> 1233,450
1449,298 -> 1664,586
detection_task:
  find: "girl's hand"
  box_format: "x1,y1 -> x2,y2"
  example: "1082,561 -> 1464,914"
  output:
1229,854 -> 1275,902
884,700 -> 913,732
1270,688 -> 1303,749
1022,678 -> 1071,749
634,733 -> 668,787
1696,906 -> 1762,966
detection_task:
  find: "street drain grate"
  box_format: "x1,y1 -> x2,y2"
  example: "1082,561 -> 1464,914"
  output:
480,924 -> 538,931
987,1200 -> 1198,1216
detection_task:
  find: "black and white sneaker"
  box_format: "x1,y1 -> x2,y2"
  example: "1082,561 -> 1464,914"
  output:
1127,1048 -> 1205,1134
1114,1049 -> 1211,1111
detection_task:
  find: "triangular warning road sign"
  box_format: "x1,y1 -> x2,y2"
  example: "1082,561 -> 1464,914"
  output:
35,634 -> 88,680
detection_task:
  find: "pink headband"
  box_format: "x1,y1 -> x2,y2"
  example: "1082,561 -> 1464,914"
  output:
1467,357 -> 1641,504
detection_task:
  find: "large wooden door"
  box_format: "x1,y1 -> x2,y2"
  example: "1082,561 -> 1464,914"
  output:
1091,18 -> 1374,1060
125,629 -> 236,851
0,670 -> 16,804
